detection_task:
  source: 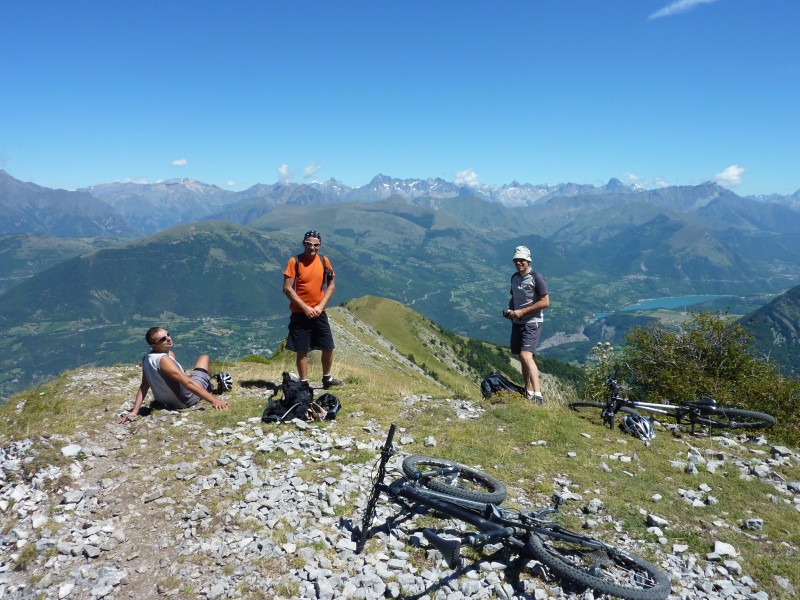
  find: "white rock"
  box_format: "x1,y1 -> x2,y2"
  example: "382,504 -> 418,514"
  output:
61,444 -> 82,458
714,540 -> 738,557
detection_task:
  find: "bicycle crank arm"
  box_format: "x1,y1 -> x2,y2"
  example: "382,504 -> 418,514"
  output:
465,526 -> 516,545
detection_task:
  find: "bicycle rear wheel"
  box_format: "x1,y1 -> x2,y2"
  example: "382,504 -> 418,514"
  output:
692,407 -> 776,430
525,532 -> 670,600
401,456 -> 507,504
569,402 -> 641,430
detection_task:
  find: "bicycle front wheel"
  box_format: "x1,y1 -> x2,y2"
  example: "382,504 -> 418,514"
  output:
692,407 -> 776,430
401,456 -> 507,504
525,532 -> 670,600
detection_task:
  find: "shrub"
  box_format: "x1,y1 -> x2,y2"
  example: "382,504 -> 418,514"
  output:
241,354 -> 270,364
612,311 -> 799,445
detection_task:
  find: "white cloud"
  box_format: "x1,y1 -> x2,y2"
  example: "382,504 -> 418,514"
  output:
277,163 -> 292,183
226,181 -> 237,188
713,165 -> 745,188
171,158 -> 188,167
648,0 -> 719,20
623,172 -> 640,182
303,162 -> 322,180
653,177 -> 670,188
454,168 -> 480,187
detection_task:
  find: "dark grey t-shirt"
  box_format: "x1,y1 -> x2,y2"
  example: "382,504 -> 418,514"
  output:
510,269 -> 549,324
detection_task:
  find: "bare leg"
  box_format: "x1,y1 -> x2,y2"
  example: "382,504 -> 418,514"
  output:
296,352 -> 309,380
321,349 -> 334,376
194,354 -> 211,374
519,350 -> 540,394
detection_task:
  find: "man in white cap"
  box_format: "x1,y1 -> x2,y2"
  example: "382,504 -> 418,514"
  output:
503,245 -> 550,403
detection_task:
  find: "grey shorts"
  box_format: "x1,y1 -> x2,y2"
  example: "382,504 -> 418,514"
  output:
510,321 -> 542,355
153,368 -> 210,410
180,368 -> 211,407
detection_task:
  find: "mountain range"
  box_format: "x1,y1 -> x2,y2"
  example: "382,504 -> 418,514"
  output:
1,169 -> 800,401
3,169 -> 798,238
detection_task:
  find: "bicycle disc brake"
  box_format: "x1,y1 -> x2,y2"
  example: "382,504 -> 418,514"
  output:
585,549 -> 614,575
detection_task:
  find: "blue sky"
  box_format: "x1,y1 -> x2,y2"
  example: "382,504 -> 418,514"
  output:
1,0 -> 797,196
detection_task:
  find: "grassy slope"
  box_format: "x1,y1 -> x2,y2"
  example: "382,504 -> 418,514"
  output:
1,300 -> 798,597
343,295 -> 479,397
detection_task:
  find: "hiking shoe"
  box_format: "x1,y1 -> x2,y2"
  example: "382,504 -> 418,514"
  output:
526,390 -> 544,405
322,376 -> 343,389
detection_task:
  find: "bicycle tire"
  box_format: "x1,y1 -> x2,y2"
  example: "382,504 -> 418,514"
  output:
691,407 -> 776,430
569,402 -> 641,430
401,455 -> 507,505
569,401 -> 606,413
525,532 -> 670,600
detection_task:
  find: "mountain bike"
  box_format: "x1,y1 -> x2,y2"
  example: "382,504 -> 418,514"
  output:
356,424 -> 671,600
570,368 -> 776,434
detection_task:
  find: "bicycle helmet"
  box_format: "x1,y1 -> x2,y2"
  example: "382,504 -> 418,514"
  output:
216,372 -> 233,392
622,414 -> 656,440
316,392 -> 341,420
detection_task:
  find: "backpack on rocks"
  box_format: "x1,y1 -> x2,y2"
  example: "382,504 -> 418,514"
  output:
261,372 -> 340,423
480,372 -> 525,399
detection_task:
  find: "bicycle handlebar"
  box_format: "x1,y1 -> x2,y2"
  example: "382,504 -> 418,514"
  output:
383,423 -> 397,452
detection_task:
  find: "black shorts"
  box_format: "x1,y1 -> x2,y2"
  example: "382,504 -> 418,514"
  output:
510,321 -> 542,355
286,312 -> 336,353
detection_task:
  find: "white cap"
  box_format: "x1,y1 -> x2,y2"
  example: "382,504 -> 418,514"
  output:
513,246 -> 531,262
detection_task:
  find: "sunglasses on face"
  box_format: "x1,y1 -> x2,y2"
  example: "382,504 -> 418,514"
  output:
152,332 -> 171,344
304,242 -> 320,248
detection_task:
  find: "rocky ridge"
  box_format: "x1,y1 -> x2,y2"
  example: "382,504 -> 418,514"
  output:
1,367 -> 798,599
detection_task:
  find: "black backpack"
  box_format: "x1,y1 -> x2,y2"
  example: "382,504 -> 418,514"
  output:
261,373 -> 341,423
480,372 -> 525,399
261,372 -> 315,423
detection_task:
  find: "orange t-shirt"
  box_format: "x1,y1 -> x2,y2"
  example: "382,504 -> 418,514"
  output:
283,254 -> 334,313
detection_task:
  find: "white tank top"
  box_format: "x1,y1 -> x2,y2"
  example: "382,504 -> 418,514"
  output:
142,352 -> 185,404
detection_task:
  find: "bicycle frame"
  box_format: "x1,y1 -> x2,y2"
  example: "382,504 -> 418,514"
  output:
400,483 -> 613,570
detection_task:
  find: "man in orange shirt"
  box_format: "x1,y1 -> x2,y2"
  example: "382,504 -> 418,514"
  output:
282,230 -> 343,389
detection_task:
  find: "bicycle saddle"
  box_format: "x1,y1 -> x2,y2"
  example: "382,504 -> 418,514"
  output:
689,397 -> 718,407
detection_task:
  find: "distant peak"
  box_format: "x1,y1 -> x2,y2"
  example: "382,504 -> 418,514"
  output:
604,178 -> 628,191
